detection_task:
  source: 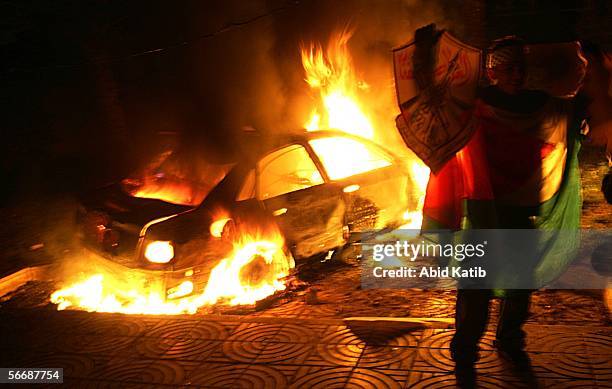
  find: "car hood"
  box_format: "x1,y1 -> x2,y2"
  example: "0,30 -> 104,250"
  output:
80,183 -> 194,229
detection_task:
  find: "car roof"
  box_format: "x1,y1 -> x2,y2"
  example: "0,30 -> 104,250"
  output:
235,129 -> 389,163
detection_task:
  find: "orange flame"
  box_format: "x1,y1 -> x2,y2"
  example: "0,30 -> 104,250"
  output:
51,220 -> 294,314
51,30 -> 432,315
301,30 -> 430,229
201,227 -> 293,306
301,30 -> 374,139
401,161 -> 430,229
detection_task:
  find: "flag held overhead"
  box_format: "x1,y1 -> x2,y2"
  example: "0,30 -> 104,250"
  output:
394,25 -> 587,173
393,25 -> 482,173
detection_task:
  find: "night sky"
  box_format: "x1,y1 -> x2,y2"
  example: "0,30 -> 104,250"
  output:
1,0 -> 609,202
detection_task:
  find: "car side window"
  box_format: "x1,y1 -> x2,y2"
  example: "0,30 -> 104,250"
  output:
258,145 -> 324,200
309,137 -> 392,180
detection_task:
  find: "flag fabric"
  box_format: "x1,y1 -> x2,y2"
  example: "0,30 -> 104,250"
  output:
422,91 -> 581,231
393,31 -> 482,173
420,90 -> 583,289
393,26 -> 586,289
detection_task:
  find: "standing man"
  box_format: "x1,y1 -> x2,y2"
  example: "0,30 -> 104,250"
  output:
448,36 -> 582,386
396,32 -> 586,387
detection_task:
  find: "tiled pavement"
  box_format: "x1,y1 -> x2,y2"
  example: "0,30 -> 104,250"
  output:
0,308 -> 610,388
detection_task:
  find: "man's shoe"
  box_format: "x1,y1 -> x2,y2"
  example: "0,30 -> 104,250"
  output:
494,341 -> 531,369
495,343 -> 540,387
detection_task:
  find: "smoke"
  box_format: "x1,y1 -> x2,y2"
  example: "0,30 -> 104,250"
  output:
1,0 -> 455,196
176,0 -> 453,159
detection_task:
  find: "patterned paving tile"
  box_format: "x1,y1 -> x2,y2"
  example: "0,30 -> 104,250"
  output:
412,348 -> 508,375
254,342 -> 315,365
582,329 -> 612,356
318,325 -> 366,345
222,340 -> 282,363
405,296 -> 456,318
189,319 -> 237,340
163,339 -> 222,362
16,352 -> 109,379
595,377 -> 612,389
71,313 -> 152,337
285,322 -> 332,339
126,334 -> 179,359
186,362 -> 293,388
357,345 -> 417,370
345,368 -> 409,389
232,364 -> 292,388
93,357 -> 190,385
54,334 -> 138,357
305,343 -> 363,366
136,359 -> 190,385
288,365 -> 353,388
526,329 -> 590,354
539,379 -> 612,389
225,322 -> 284,343
1,306 -> 610,387
343,321 -> 422,348
589,354 -> 612,382
404,372 -> 529,388
41,378 -> 162,389
417,329 -> 496,351
91,358 -> 153,383
186,362 -> 243,387
271,322 -> 322,343
538,379 -> 608,388
530,351 -> 605,380
144,318 -> 201,340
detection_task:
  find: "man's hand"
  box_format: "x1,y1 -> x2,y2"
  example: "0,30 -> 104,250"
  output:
413,24 -> 443,91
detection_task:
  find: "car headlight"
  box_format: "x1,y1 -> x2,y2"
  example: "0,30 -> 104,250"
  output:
144,240 -> 174,263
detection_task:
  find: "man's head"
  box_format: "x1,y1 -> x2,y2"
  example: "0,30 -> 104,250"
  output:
486,36 -> 527,95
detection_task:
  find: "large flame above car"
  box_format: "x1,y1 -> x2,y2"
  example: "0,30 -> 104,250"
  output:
301,29 -> 429,228
302,30 -> 374,140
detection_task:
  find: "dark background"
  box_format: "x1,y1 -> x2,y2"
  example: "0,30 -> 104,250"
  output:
1,0 -> 610,204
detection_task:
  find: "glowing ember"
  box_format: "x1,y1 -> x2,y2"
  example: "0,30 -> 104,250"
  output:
50,223 -> 294,315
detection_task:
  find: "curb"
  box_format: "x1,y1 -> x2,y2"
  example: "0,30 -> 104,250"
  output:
0,265 -> 51,298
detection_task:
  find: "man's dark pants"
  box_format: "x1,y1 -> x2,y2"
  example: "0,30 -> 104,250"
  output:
450,289 -> 531,363
450,203 -> 536,363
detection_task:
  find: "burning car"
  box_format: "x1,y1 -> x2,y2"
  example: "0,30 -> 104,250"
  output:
68,130 -> 418,309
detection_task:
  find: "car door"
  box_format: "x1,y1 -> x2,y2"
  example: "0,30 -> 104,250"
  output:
254,144 -> 347,259
308,135 -> 413,234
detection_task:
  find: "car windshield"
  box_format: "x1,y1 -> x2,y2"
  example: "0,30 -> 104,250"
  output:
122,150 -> 234,206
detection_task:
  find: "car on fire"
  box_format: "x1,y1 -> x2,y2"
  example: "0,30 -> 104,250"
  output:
77,130 -> 419,301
